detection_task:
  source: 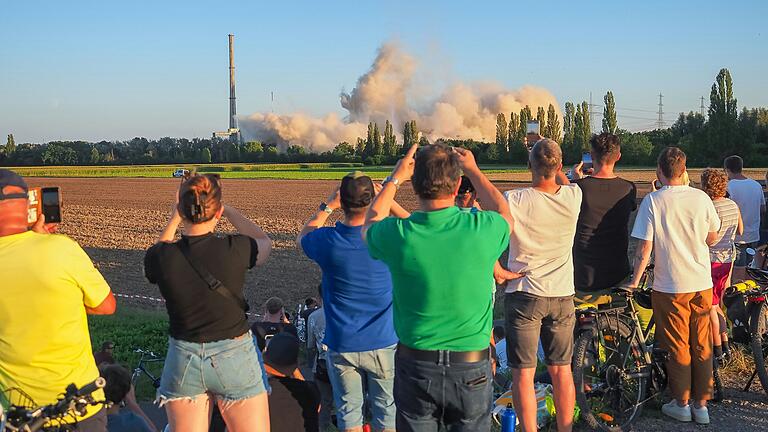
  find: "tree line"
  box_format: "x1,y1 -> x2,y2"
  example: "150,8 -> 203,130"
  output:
2,68 -> 766,168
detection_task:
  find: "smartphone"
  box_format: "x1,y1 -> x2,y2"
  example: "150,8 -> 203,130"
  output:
41,187 -> 62,223
526,121 -> 540,135
581,152 -> 593,173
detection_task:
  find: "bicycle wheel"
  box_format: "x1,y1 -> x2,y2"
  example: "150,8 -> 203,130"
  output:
573,316 -> 646,432
749,301 -> 768,396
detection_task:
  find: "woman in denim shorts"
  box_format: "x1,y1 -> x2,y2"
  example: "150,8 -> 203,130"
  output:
144,174 -> 273,431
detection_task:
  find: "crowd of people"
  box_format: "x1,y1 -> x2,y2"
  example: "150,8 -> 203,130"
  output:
0,131 -> 766,431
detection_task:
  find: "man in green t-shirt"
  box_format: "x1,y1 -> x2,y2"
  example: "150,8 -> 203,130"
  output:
363,143 -> 513,431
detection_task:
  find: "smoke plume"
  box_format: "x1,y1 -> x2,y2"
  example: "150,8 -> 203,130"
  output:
240,42 -> 559,151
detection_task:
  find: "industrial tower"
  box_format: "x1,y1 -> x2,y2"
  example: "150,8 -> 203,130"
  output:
213,34 -> 241,143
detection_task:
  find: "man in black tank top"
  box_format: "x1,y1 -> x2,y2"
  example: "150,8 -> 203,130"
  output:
571,133 -> 637,303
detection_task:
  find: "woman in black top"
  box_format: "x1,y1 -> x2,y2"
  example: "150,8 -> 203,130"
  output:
144,174 -> 272,432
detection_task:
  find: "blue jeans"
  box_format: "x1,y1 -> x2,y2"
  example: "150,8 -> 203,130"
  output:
327,344 -> 396,430
394,351 -> 492,432
157,331 -> 266,403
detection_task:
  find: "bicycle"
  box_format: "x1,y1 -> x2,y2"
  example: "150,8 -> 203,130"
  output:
571,264 -> 669,432
131,348 -> 163,394
721,245 -> 768,396
1,378 -> 106,432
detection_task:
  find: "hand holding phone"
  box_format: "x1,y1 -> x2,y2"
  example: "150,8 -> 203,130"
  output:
41,187 -> 62,224
581,152 -> 593,174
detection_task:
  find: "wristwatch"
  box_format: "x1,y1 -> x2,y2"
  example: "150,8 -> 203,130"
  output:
383,176 -> 401,189
319,202 -> 334,214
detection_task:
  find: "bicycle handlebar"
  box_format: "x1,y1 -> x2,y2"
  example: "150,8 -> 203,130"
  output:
5,378 -> 106,432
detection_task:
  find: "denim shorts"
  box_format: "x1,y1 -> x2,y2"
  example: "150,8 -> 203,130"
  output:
505,292 -> 575,369
327,344 -> 396,430
157,331 -> 266,403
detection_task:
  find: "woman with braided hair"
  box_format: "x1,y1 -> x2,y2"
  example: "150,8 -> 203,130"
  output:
144,174 -> 273,432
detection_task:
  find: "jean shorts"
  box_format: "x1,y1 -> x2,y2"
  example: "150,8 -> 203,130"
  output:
157,331 -> 266,403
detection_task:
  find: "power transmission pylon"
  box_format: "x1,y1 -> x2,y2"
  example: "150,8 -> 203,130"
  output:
656,93 -> 665,129
700,96 -> 706,117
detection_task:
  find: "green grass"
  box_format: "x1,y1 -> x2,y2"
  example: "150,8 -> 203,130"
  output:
88,307 -> 168,401
3,163 -> 530,180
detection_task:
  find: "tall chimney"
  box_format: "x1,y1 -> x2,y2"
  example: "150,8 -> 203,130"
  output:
228,34 -> 237,131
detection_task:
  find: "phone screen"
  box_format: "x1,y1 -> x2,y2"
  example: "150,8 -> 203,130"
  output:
41,187 -> 62,223
581,152 -> 593,173
526,121 -> 540,135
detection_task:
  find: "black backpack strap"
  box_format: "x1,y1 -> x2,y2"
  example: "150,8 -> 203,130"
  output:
177,237 -> 250,313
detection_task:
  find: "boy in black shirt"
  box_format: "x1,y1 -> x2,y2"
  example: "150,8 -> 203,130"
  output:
571,133 -> 637,303
263,333 -> 321,432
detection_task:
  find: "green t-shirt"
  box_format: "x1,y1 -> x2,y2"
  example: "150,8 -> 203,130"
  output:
367,206 -> 510,351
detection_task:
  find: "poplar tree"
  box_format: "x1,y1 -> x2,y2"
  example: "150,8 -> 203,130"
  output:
546,104 -> 561,142
602,91 -> 618,134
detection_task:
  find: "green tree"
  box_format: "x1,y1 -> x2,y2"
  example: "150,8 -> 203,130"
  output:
574,103 -> 588,157
383,120 -> 397,157
355,138 -> 365,157
536,107 -> 547,135
6,134 -> 15,154
581,101 -> 591,145
508,112 -> 525,163
200,147 -> 212,163
332,141 -> 355,159
563,102 -> 576,146
372,122 -> 383,156
365,122 -> 376,157
403,121 -> 412,148
242,141 -> 264,162
602,91 -> 618,134
41,142 -> 77,165
545,104 -> 561,142
495,113 -> 508,159
90,147 -> 100,164
619,132 -> 653,165
702,68 -> 741,162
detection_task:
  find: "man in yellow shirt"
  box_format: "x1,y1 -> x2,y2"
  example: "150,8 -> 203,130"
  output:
0,170 -> 116,431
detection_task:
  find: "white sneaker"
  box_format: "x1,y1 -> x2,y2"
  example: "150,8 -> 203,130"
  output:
691,405 -> 710,424
661,400 -> 692,422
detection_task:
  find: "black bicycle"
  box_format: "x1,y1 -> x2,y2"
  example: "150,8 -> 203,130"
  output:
131,348 -> 162,394
572,265 -> 669,432
722,246 -> 768,396
1,378 -> 106,432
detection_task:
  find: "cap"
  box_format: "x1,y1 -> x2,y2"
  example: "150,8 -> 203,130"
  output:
263,332 -> 300,369
0,169 -> 29,201
340,171 -> 374,209
458,175 -> 475,195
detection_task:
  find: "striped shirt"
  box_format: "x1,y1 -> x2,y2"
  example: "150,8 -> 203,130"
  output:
710,198 -> 740,263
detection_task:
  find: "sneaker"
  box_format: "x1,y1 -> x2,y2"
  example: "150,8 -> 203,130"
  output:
661,400 -> 692,422
691,405 -> 710,424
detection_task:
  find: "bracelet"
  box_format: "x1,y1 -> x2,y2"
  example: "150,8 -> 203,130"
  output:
383,176 -> 401,190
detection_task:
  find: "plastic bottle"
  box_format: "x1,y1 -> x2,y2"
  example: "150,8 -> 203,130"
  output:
501,402 -> 517,432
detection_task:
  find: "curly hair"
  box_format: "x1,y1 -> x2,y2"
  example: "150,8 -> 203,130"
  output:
590,133 -> 621,163
700,168 -> 728,199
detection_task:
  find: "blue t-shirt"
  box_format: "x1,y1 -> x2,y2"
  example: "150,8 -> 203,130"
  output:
301,222 -> 398,352
107,411 -> 153,432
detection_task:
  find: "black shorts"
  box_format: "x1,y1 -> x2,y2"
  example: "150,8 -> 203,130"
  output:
504,292 -> 576,369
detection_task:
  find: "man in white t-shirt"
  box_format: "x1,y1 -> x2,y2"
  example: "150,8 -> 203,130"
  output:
502,139 -> 579,432
628,147 -> 720,425
724,155 -> 766,278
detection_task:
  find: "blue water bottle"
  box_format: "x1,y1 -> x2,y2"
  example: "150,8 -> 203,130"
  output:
501,402 -> 517,432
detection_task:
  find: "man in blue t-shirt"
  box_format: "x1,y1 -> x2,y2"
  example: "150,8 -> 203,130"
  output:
298,171 -> 409,432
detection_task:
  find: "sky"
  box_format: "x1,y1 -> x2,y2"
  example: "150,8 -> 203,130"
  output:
1,0 -> 766,143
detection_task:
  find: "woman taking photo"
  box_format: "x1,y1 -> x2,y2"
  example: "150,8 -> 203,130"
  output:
144,174 -> 272,432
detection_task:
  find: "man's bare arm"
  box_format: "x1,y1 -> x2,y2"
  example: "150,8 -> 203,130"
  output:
363,144 -> 418,241
86,291 -> 116,315
628,239 -> 653,288
453,147 -> 514,233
